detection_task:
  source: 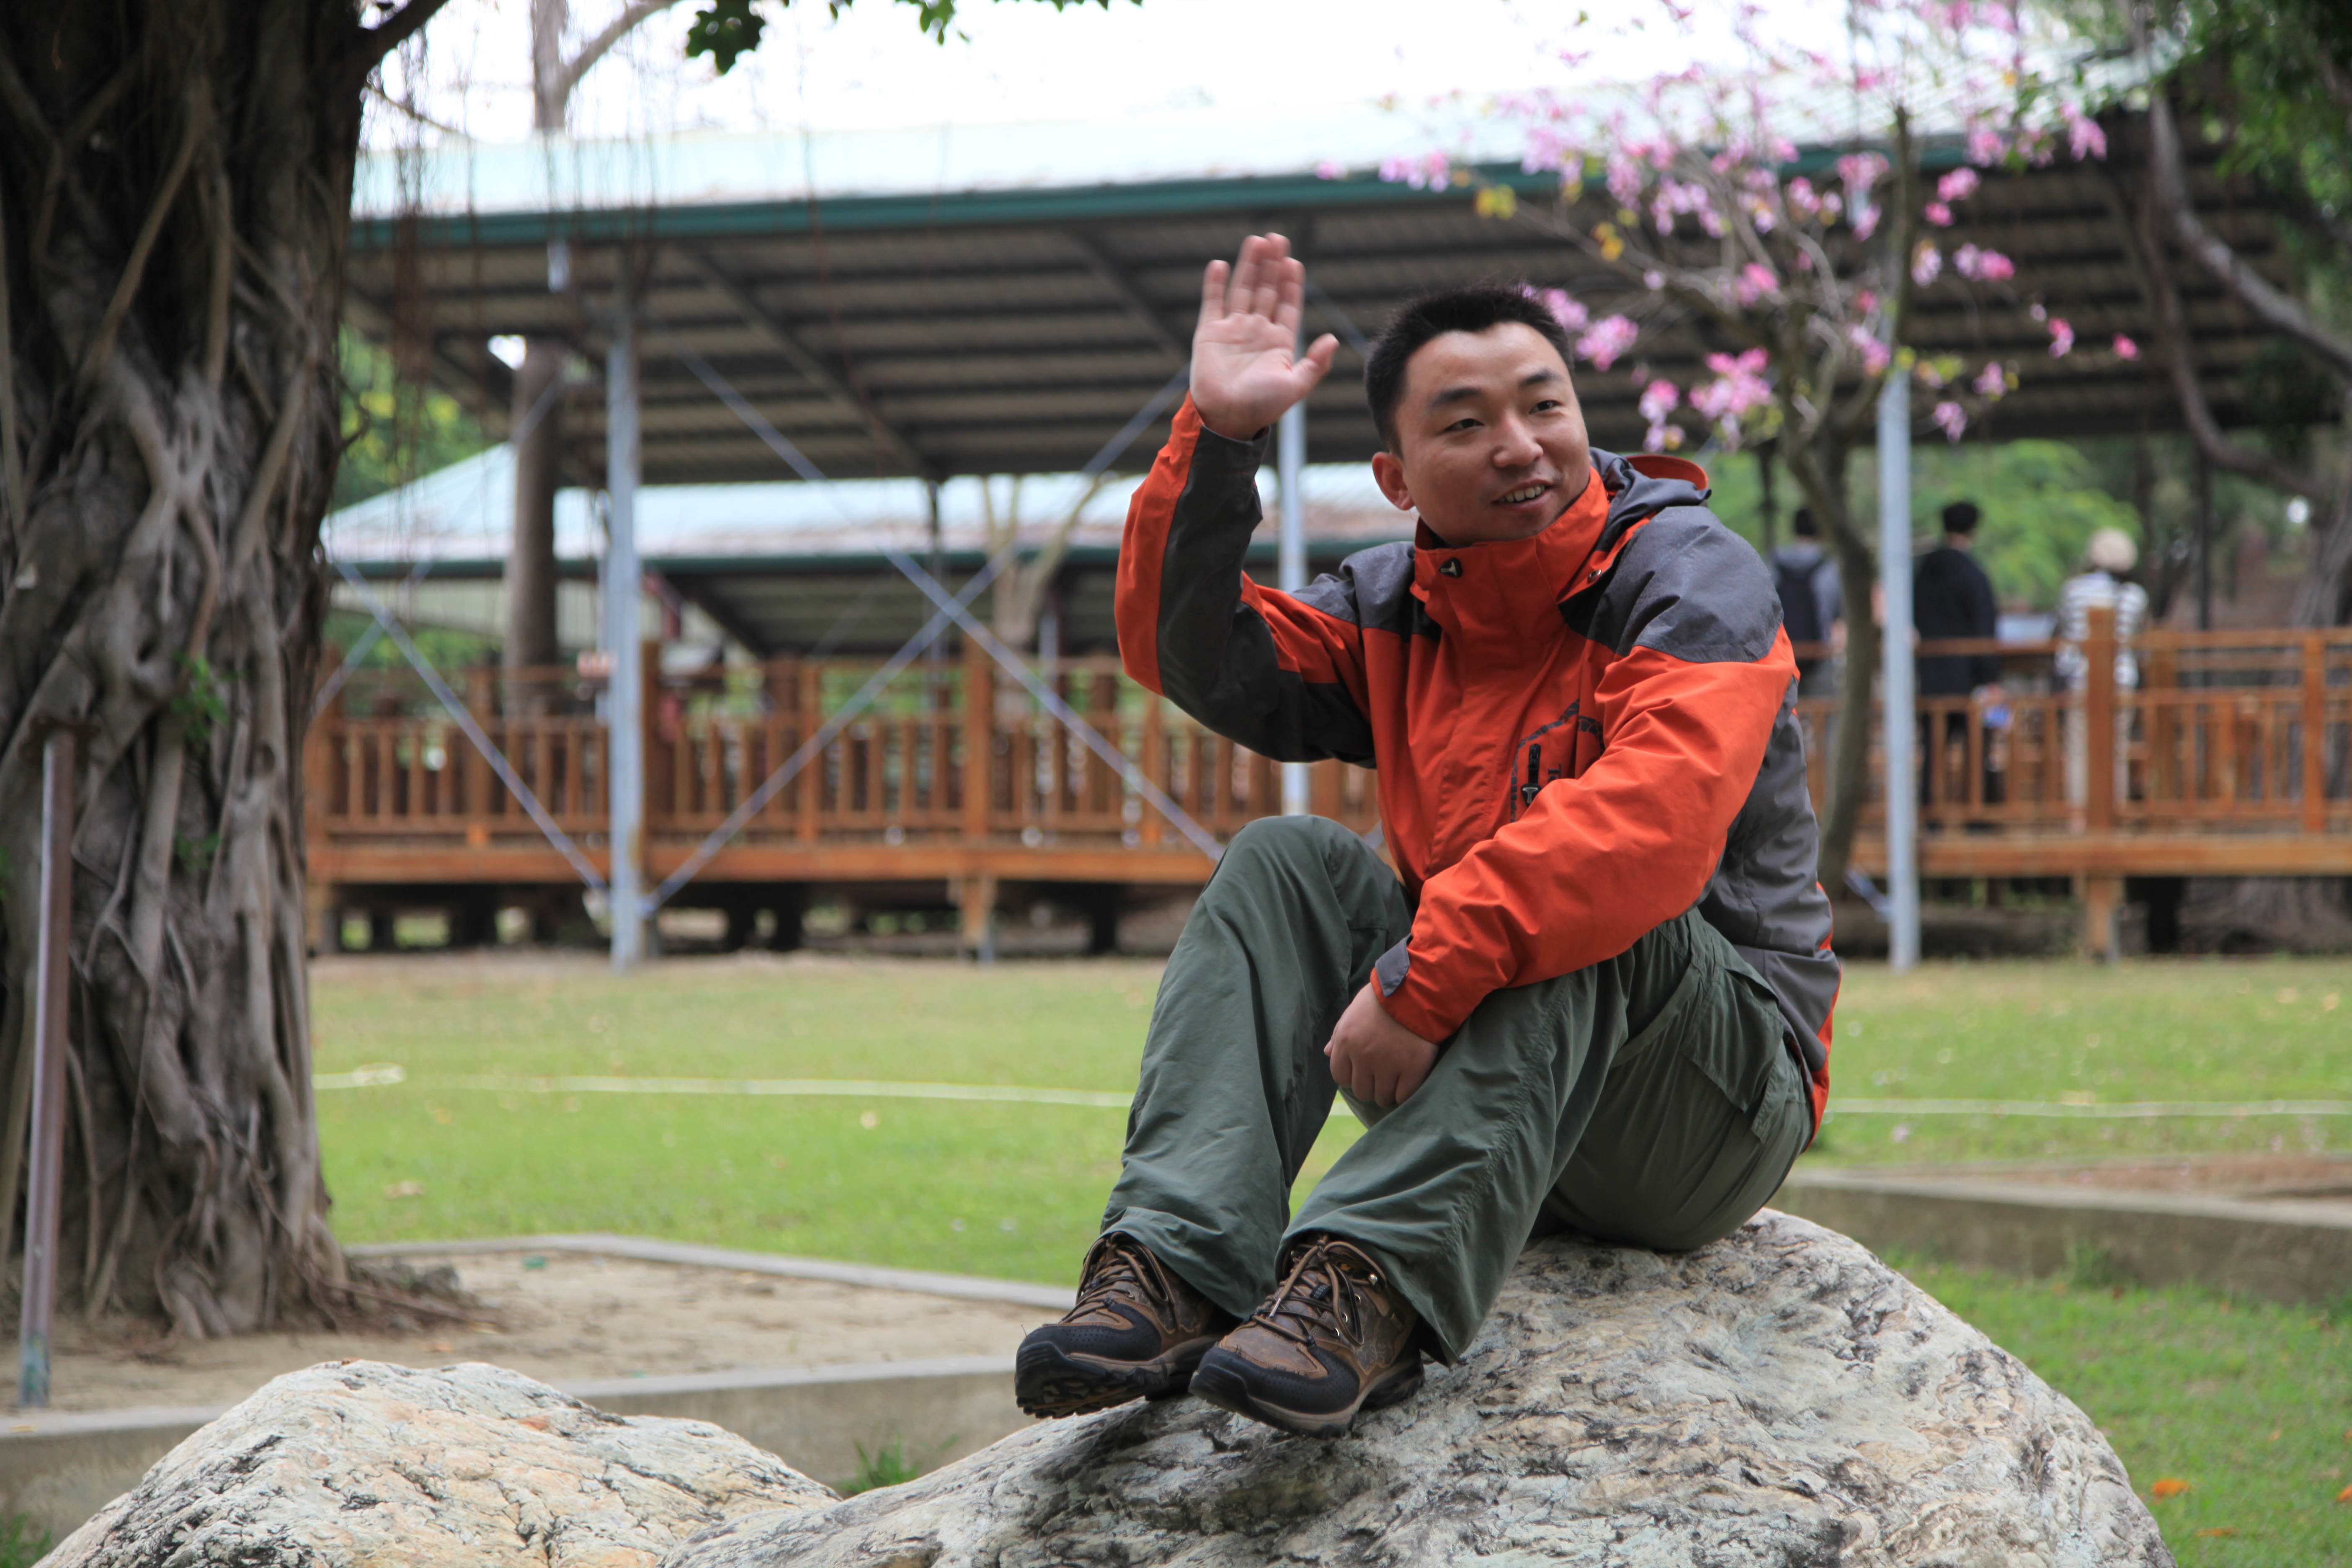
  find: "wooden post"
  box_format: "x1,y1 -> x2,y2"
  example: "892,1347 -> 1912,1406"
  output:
2083,605 -> 2117,835
1140,696 -> 1165,848
19,723 -> 78,1408
2081,874 -> 2122,966
962,634 -> 993,846
2081,606 -> 2119,963
2302,632 -> 2328,834
796,660 -> 822,843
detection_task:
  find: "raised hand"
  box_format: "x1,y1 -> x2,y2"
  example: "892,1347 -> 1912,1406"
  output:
1190,233 -> 1339,440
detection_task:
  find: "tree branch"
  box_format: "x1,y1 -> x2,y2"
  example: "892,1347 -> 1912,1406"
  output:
2101,162 -> 2318,497
2146,91 -> 2352,382
78,88 -> 205,395
558,0 -> 684,101
346,0 -> 459,80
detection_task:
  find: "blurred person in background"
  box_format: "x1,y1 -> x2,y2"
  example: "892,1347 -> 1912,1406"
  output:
1913,501 -> 2004,820
1771,507 -> 1843,701
2057,526 -> 2148,821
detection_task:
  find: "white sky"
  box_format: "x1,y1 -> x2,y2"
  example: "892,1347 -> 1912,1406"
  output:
371,0 -> 1856,147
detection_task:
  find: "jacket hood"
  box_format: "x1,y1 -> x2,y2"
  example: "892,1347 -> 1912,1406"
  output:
1593,448 -> 1711,553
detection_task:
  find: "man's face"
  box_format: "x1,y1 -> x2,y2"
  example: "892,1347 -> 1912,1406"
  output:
1370,322 -> 1594,545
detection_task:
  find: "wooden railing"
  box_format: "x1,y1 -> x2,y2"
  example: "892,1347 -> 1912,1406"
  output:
307,616 -> 2349,887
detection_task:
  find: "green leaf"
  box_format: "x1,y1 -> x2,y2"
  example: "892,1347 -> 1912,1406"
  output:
685,0 -> 769,75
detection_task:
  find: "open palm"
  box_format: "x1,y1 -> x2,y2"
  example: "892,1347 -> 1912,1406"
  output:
1190,233 -> 1339,439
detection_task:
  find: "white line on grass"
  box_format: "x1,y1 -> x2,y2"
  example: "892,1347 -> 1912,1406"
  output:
311,1069 -> 2347,1119
449,1075 -> 1134,1108
1828,1097 -> 2352,1119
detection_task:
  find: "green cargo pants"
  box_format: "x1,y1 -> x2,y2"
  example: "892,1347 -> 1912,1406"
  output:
1103,815 -> 1812,1362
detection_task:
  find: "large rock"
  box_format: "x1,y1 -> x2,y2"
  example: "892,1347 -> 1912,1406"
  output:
44,1360 -> 834,1568
669,1212 -> 2172,1567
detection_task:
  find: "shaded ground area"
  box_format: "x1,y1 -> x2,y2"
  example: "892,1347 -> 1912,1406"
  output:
1867,1152 -> 2352,1196
36,1248 -> 1040,1415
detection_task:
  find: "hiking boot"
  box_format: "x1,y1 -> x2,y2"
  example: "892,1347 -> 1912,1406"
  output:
1190,1235 -> 1422,1438
1015,1233 -> 1234,1418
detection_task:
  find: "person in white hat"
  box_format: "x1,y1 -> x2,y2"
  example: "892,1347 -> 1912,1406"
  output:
2056,526 -> 2149,818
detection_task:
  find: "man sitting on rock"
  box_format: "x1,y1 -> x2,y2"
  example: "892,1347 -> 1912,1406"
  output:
1015,235 -> 1839,1439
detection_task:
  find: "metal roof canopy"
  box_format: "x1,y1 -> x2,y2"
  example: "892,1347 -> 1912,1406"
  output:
347,111 -> 2292,491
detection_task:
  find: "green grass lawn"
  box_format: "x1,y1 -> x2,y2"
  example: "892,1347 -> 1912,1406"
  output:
312,950 -> 2352,1565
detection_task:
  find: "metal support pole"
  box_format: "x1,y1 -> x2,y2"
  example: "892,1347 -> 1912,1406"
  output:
1277,400 -> 1310,816
1877,374 -> 1921,971
925,478 -> 946,708
19,724 -> 77,1408
606,299 -> 646,971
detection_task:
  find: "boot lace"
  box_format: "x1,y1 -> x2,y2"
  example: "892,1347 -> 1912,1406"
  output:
1252,1236 -> 1385,1350
1070,1233 -> 1174,1320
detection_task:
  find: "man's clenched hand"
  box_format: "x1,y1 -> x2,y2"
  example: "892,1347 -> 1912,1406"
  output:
1190,232 -> 1339,440
1326,982 -> 1439,1108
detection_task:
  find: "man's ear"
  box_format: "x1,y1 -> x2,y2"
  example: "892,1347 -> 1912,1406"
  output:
1371,449 -> 1414,513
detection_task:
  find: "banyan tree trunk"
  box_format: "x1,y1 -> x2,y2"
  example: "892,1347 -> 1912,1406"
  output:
0,0 -> 431,1333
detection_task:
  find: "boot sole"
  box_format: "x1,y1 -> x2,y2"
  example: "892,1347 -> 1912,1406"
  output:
1014,1334 -> 1219,1419
1189,1353 -> 1423,1439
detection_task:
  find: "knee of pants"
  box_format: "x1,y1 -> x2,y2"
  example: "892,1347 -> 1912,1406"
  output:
1217,814 -> 1362,881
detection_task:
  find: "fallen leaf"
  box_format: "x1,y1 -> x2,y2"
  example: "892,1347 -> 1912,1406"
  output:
2151,1478 -> 2192,1501
424,1340 -> 454,1354
382,1180 -> 425,1200
519,1414 -> 552,1431
2337,1485 -> 2352,1504
2269,1428 -> 2282,1442
2195,1527 -> 2236,1537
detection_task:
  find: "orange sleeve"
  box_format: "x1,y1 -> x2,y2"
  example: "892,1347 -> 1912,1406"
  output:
1375,633 -> 1796,1042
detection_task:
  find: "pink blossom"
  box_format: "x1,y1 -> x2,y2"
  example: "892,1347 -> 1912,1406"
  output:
1966,125 -> 2004,166
1639,378 -> 1681,448
1533,286 -> 1590,333
1315,159 -> 1347,181
1852,204 -> 1881,241
2061,101 -> 2107,162
1643,270 -> 1666,292
1689,348 -> 1774,444
1607,154 -> 1646,208
1924,201 -> 1954,227
1973,360 -> 2008,399
1911,243 -> 1943,286
2047,317 -> 2074,357
1953,244 -> 2014,282
1379,151 -> 1452,191
1937,167 -> 1981,204
1836,151 -> 1890,193
1575,314 -> 1641,371
1785,177 -> 1821,218
2112,333 -> 2139,360
1932,400 -> 1968,442
1847,323 -> 1892,376
1855,289 -> 1879,313
1734,262 -> 1779,306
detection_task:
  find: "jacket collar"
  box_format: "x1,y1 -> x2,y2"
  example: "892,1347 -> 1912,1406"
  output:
1409,450 -> 1711,661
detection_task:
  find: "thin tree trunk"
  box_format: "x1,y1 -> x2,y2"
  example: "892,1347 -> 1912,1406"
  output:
0,0 -> 446,1334
505,338 -> 566,679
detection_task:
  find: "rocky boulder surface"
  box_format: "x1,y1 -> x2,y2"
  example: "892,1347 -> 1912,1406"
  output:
671,1212 -> 2172,1567
44,1360 -> 834,1568
45,1214 -> 2173,1567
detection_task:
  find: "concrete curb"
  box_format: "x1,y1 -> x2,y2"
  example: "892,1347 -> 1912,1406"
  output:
345,1233 -> 1077,1311
1774,1166 -> 2352,1307
5,1240 -> 1070,1547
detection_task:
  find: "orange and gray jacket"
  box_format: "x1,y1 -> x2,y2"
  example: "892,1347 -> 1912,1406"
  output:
1116,401 -> 1838,1130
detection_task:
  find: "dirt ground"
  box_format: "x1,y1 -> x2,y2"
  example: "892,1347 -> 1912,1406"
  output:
38,1248 -> 1046,1415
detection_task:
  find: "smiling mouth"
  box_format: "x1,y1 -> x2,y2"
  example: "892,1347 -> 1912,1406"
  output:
1496,482 -> 1551,506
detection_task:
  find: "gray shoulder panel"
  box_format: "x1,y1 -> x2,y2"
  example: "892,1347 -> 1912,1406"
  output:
1293,541 -> 1421,638
1588,507 -> 1783,664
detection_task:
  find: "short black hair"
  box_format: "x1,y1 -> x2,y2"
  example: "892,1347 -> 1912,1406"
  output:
1791,506 -> 1819,539
1942,500 -> 1981,536
1364,285 -> 1575,450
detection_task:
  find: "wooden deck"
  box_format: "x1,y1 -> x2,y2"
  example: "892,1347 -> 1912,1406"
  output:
307,615 -> 2352,950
